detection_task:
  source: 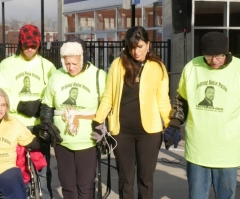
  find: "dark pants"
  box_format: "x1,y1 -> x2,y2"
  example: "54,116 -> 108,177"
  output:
54,145 -> 97,199
28,125 -> 52,199
0,168 -> 27,199
113,132 -> 162,199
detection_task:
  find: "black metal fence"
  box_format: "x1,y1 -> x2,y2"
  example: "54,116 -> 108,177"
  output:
0,40 -> 171,71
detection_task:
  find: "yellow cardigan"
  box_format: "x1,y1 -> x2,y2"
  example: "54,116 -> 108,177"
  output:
94,57 -> 171,135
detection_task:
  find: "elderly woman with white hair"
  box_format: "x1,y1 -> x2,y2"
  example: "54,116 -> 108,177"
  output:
40,37 -> 107,199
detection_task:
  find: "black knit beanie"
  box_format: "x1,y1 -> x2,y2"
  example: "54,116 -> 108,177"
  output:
201,32 -> 228,55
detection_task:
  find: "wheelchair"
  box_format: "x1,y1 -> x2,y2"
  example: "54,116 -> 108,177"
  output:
0,149 -> 42,199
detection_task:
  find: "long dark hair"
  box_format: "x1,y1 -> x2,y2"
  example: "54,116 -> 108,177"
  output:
120,26 -> 164,86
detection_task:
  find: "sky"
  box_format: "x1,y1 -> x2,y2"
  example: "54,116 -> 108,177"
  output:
0,0 -> 58,21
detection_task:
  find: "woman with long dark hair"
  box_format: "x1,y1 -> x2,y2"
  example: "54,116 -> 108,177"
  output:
92,26 -> 172,199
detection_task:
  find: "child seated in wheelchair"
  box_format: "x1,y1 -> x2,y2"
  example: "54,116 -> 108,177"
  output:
0,88 -> 50,199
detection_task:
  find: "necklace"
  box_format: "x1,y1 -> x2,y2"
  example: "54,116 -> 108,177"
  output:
135,62 -> 145,82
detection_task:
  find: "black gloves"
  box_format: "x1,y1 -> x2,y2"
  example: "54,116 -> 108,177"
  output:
39,129 -> 51,143
39,118 -> 63,147
17,100 -> 41,118
163,125 -> 181,150
91,120 -> 105,143
39,104 -> 62,147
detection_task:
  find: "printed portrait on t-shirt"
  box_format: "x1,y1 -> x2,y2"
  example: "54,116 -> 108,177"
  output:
198,86 -> 215,107
20,76 -> 31,94
62,87 -> 79,106
196,80 -> 225,113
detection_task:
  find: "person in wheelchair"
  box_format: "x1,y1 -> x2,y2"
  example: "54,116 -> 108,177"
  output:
0,88 -> 51,199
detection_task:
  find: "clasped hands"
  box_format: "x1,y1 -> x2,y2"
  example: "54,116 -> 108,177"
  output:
163,125 -> 181,150
91,120 -> 112,155
62,107 -> 79,135
91,120 -> 106,143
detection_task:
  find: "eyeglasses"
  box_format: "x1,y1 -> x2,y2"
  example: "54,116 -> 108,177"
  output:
0,104 -> 7,108
204,54 -> 225,61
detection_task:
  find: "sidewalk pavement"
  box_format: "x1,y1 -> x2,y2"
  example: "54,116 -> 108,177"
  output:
51,140 -> 240,199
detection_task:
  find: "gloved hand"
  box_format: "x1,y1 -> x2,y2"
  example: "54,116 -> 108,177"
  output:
163,125 -> 181,150
39,118 -> 63,147
91,120 -> 106,143
92,120 -> 112,155
39,129 -> 51,143
17,100 -> 41,118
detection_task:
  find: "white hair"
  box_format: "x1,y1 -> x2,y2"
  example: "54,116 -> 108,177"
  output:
60,42 -> 83,72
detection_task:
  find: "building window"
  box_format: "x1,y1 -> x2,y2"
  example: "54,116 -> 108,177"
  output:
117,7 -> 141,29
194,0 -> 240,58
118,8 -> 131,29
154,3 -> 162,27
195,1 -> 225,27
96,9 -> 116,31
229,1 -> 240,57
65,14 -> 75,33
143,4 -> 154,28
230,1 -> 240,27
135,8 -> 142,26
76,11 -> 94,32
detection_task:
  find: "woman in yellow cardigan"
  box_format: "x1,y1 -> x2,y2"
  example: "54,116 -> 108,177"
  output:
93,26 -> 172,199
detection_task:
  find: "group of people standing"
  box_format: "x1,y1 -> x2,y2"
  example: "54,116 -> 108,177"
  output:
0,23 -> 240,199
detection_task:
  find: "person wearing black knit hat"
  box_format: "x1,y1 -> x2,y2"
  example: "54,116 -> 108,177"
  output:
201,31 -> 232,69
40,36 -> 107,199
164,31 -> 240,199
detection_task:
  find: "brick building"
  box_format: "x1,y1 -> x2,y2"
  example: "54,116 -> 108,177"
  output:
45,32 -> 58,42
60,0 -> 240,99
0,25 -> 58,43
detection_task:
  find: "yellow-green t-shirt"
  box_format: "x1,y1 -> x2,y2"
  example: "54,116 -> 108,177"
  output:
0,54 -> 56,126
179,56 -> 240,167
42,63 -> 107,150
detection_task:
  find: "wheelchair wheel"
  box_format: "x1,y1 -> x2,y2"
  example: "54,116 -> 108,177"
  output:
27,161 -> 41,199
